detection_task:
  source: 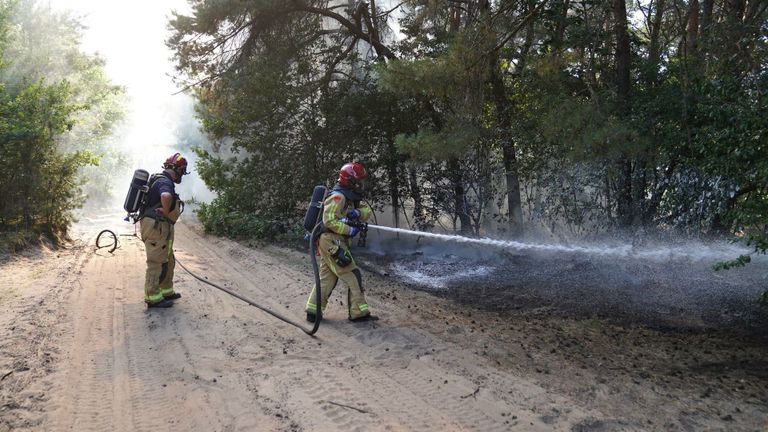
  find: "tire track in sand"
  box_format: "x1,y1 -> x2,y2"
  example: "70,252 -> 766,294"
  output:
52,221 -> 188,432
169,223 -> 532,431
191,220 -> 598,430
0,240 -> 91,431
52,236 -> 140,431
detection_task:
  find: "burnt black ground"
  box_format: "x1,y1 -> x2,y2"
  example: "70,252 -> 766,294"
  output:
357,229 -> 768,335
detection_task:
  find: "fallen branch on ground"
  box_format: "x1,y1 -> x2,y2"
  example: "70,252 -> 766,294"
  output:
322,400 -> 369,414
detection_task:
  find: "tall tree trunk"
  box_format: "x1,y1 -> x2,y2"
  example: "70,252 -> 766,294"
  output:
613,0 -> 631,112
481,0 -> 525,236
700,0 -> 714,58
612,0 -> 633,228
443,2 -> 472,234
686,0 -> 700,57
645,160 -> 677,223
408,167 -> 426,229
448,158 -> 473,234
729,0 -> 747,20
386,146 -> 400,228
725,0 -> 749,75
643,0 -> 667,225
648,0 -> 666,74
489,59 -> 524,237
553,0 -> 571,53
615,159 -> 633,227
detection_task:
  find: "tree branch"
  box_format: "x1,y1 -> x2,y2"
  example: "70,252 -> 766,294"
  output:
377,1 -> 406,18
490,0 -> 548,53
319,37 -> 360,88
289,0 -> 398,60
322,400 -> 370,414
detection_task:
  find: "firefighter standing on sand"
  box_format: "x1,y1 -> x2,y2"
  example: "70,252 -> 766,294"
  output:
139,153 -> 188,308
305,162 -> 377,322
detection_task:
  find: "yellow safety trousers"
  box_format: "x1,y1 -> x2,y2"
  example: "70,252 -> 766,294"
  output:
140,217 -> 176,304
305,233 -> 370,319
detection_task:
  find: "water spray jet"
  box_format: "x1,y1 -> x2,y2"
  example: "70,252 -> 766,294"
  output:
365,224 -> 749,263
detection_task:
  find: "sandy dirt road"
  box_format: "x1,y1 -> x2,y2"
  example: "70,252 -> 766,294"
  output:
1,213 -> 767,431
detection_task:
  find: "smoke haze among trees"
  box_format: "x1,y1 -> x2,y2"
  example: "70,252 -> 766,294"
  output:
166,0 -> 766,259
0,0 -> 764,266
0,0 -> 126,250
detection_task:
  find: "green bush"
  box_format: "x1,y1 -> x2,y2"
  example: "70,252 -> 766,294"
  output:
196,198 -> 310,249
197,199 -> 277,240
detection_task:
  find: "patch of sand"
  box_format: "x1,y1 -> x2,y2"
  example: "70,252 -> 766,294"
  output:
0,215 -> 766,431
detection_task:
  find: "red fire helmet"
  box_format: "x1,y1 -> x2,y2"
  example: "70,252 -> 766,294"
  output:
338,162 -> 367,189
163,152 -> 189,175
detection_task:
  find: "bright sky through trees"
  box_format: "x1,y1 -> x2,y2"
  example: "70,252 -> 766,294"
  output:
51,0 -> 210,202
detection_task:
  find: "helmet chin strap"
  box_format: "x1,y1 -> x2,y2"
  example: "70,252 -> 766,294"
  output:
352,178 -> 364,193
165,167 -> 183,183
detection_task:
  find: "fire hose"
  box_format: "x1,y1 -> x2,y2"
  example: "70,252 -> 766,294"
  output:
95,222 -> 325,336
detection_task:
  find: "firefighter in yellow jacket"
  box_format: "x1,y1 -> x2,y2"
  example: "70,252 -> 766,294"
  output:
306,162 -> 376,322
139,153 -> 188,308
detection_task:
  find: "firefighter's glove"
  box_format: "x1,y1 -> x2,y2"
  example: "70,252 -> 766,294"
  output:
349,226 -> 360,237
332,247 -> 353,267
346,209 -> 361,219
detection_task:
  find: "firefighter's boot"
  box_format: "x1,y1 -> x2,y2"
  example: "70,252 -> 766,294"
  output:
147,298 -> 174,308
349,314 -> 379,322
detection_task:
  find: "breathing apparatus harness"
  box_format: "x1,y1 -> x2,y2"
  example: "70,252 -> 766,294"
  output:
123,170 -> 184,224
327,184 -> 369,247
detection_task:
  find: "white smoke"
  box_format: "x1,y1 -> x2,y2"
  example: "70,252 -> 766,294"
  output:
52,0 -> 214,208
